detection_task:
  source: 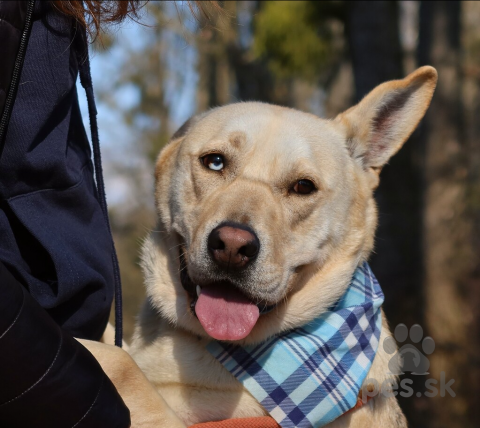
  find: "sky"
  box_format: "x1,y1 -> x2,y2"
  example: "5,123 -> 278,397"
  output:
77,22 -> 147,207
77,4 -> 198,209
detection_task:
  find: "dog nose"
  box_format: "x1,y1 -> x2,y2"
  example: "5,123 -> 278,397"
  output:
208,223 -> 260,269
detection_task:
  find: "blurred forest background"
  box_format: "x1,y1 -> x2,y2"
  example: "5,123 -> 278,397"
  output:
84,1 -> 480,427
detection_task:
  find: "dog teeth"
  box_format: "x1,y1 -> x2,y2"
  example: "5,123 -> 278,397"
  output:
196,285 -> 201,297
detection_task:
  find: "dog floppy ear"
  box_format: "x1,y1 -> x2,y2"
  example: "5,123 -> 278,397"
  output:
154,113 -> 208,226
170,116 -> 199,141
335,66 -> 437,170
154,114 -> 205,183
170,111 -> 209,141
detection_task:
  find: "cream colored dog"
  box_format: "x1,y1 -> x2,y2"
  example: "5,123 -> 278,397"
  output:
84,66 -> 437,427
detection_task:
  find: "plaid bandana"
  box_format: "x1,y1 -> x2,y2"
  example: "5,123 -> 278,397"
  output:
207,262 -> 384,428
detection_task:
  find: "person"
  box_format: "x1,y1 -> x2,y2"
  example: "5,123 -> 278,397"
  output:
0,1 -> 209,426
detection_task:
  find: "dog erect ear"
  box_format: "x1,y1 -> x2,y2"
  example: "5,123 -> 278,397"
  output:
335,66 -> 437,170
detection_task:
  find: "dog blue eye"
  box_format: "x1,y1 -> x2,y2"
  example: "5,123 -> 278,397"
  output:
202,154 -> 224,171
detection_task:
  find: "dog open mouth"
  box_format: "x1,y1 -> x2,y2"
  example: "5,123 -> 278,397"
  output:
179,249 -> 275,341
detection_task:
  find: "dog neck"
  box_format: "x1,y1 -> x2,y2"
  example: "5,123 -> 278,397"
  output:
207,262 -> 384,428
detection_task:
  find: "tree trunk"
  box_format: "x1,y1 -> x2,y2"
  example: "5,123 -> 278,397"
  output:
197,1 -> 236,110
346,2 -> 429,425
346,1 -> 403,101
228,1 -> 288,104
419,2 -> 479,427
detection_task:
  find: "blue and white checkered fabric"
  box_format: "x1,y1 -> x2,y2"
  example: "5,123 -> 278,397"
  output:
207,262 -> 384,428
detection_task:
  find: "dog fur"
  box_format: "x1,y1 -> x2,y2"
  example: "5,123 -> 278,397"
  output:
127,66 -> 437,427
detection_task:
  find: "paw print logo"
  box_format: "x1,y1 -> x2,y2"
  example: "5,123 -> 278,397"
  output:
383,324 -> 435,375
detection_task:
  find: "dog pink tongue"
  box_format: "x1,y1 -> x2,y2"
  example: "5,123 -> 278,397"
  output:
195,283 -> 260,341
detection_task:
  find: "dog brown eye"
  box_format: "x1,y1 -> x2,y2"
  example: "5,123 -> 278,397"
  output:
293,179 -> 315,195
202,154 -> 224,171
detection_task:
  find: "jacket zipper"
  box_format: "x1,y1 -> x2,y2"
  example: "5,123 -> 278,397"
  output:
0,0 -> 36,154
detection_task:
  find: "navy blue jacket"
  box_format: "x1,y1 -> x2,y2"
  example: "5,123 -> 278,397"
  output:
0,1 -> 129,425
0,1 -> 118,341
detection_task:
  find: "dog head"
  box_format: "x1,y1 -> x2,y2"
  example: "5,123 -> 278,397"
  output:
141,66 -> 437,344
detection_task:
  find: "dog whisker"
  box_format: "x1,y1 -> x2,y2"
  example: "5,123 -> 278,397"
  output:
227,251 -> 232,275
177,265 -> 189,275
150,228 -> 169,234
168,243 -> 183,252
279,293 -> 289,313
